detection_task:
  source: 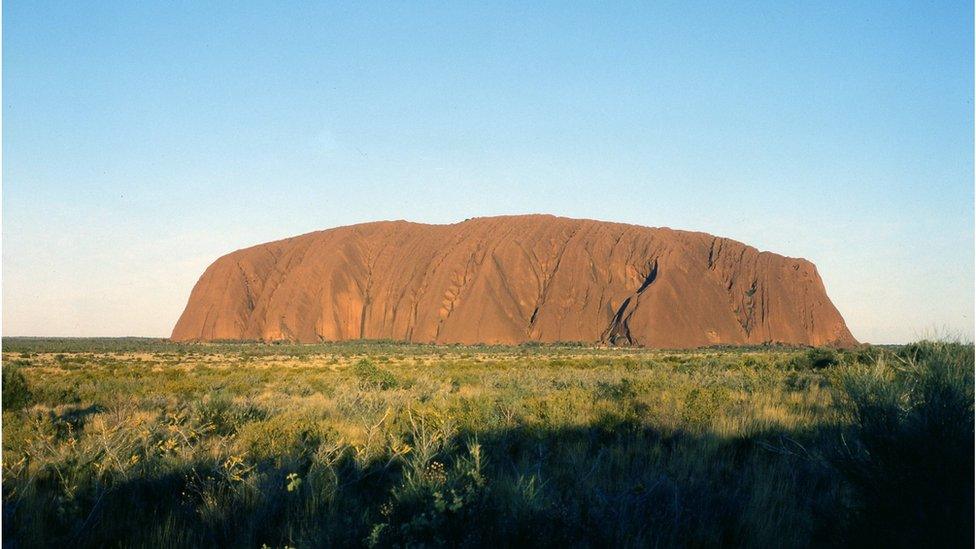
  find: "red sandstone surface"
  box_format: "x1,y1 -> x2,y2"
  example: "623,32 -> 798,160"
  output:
171,215 -> 856,347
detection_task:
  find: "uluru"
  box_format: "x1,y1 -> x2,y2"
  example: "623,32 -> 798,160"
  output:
171,215 -> 856,348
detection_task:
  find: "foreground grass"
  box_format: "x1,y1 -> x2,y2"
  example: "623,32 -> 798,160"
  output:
1,340 -> 972,547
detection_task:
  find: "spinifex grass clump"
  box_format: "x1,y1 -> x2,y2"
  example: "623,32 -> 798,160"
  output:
1,339 -> 972,547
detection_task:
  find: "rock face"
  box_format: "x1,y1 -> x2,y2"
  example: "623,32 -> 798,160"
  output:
172,215 -> 856,347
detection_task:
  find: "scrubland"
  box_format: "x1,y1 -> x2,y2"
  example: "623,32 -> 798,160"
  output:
1,339 -> 972,548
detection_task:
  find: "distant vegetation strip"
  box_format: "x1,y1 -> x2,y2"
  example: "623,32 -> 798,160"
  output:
1,336 -> 880,356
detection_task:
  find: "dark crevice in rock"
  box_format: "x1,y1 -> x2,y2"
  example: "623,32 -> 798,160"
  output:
602,259 -> 660,345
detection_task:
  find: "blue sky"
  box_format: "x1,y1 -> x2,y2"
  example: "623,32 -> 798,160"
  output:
3,1 -> 973,343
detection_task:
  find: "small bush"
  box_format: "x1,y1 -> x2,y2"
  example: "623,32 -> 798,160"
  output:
369,440 -> 487,547
2,365 -> 32,411
681,386 -> 730,428
783,371 -> 816,391
353,359 -> 398,390
235,413 -> 331,463
193,393 -> 266,435
790,348 -> 839,370
31,384 -> 82,406
594,379 -> 636,401
842,345 -> 882,365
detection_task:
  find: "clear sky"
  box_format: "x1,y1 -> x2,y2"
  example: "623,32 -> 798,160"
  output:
3,1 -> 973,343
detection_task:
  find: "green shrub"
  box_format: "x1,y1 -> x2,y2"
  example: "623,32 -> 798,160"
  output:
842,345 -> 882,365
193,392 -> 266,435
594,379 -> 636,401
681,386 -> 730,428
783,371 -> 817,391
31,384 -> 82,406
790,348 -> 839,370
353,359 -> 398,390
2,365 -> 32,411
739,354 -> 775,370
235,413 -> 331,463
369,440 -> 487,547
